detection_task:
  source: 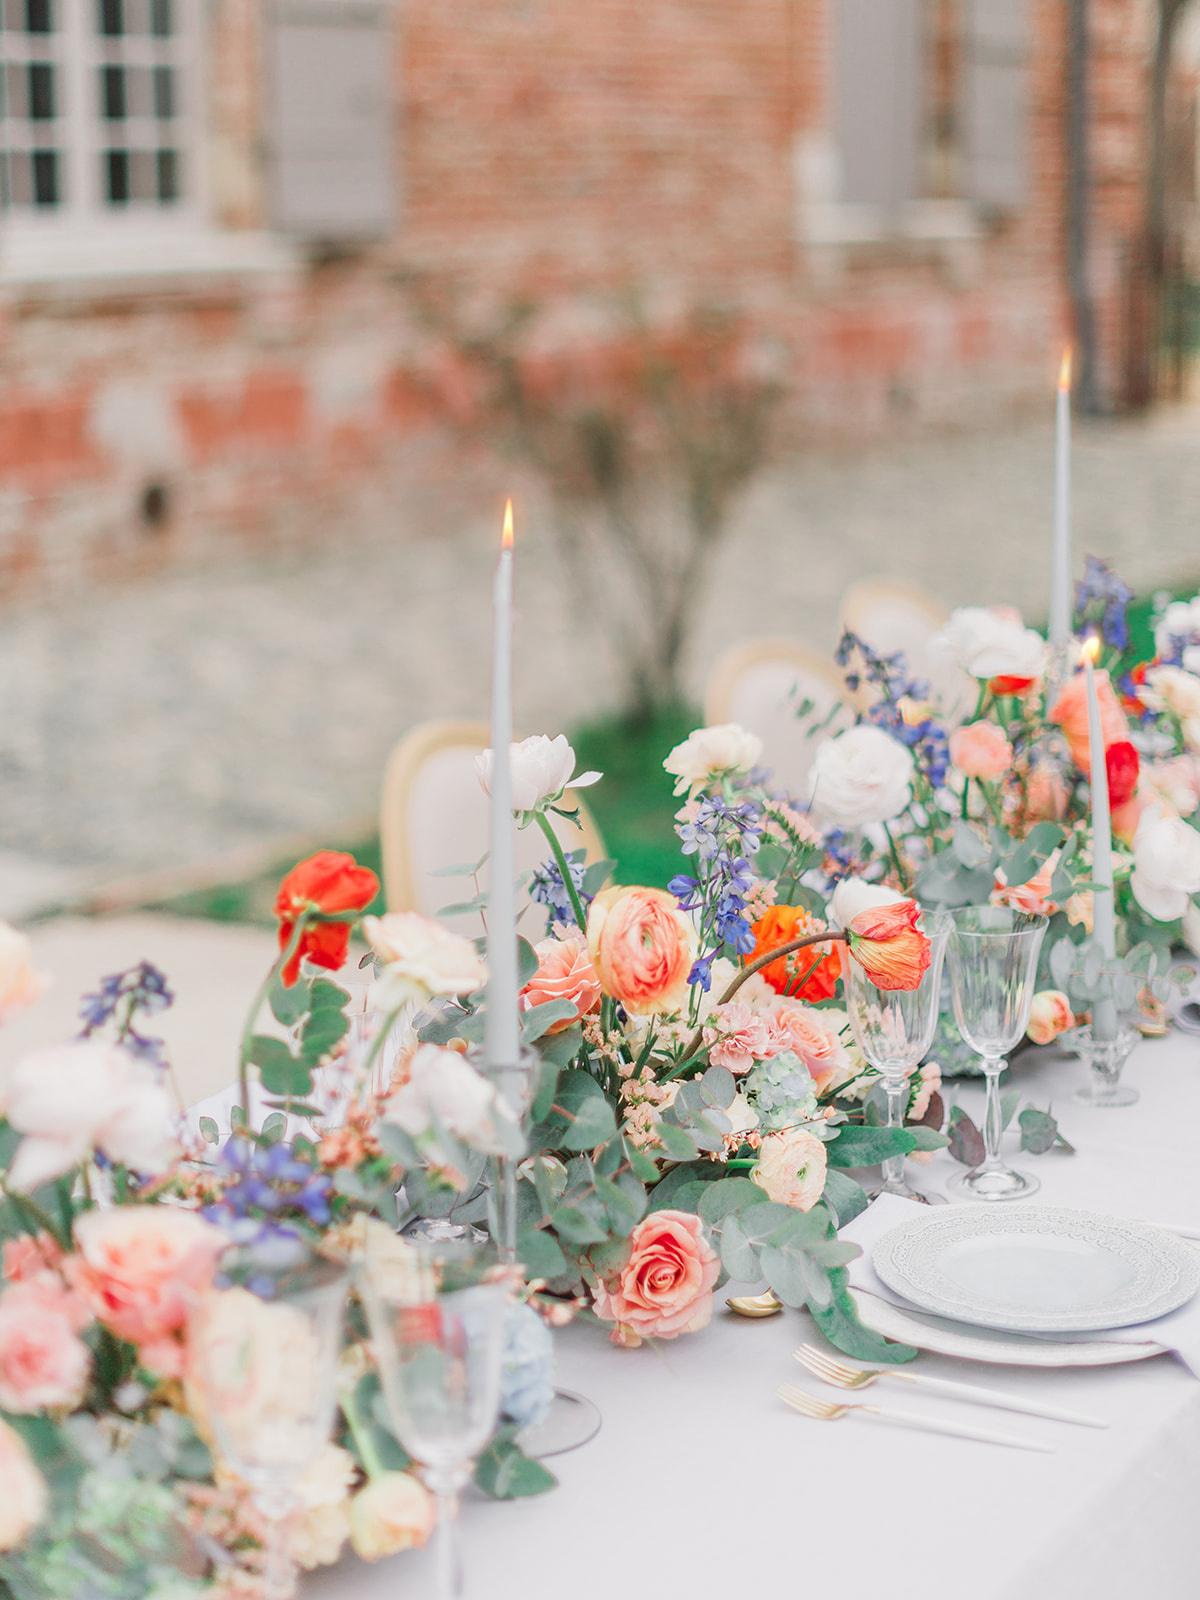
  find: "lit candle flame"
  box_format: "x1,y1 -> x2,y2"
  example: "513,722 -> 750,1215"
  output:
1080,634 -> 1101,667
501,498 -> 514,551
1058,347 -> 1072,393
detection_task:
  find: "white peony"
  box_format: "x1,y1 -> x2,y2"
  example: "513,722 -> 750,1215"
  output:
384,1043 -> 506,1153
663,723 -> 764,797
1141,665 -> 1200,750
931,607 -> 1047,683
829,876 -> 905,928
1130,807 -> 1200,922
0,1040 -> 177,1191
476,734 -> 601,816
808,725 -> 914,829
363,912 -> 486,1009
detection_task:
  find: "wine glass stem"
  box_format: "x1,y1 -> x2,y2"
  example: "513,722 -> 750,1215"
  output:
434,1486 -> 463,1599
882,1075 -> 908,1193
256,1496 -> 295,1600
981,1056 -> 1006,1171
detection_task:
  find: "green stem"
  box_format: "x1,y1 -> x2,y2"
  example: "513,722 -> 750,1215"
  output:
238,913 -> 310,1133
361,1003 -> 407,1092
340,1382 -> 387,1480
882,823 -> 910,892
679,930 -> 850,1061
960,776 -> 971,821
534,810 -> 589,934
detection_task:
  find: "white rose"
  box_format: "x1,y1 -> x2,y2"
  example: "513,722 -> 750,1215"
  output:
0,1418 -> 45,1552
1130,807 -> 1200,922
1154,597 -> 1200,659
363,912 -> 486,1008
1141,665 -> 1200,750
384,1043 -> 505,1153
476,734 -> 601,815
931,607 -> 1047,682
1140,755 -> 1200,817
808,725 -> 914,829
0,1040 -> 177,1191
829,876 -> 905,928
663,723 -> 764,797
0,923 -> 46,1023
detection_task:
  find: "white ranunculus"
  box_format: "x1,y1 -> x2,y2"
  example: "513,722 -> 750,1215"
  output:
931,607 -> 1047,683
362,913 -> 486,1009
384,1044 -> 505,1153
1130,808 -> 1200,923
475,734 -> 601,816
0,1040 -> 177,1191
663,723 -> 764,797
808,725 -> 914,829
1154,596 -> 1200,659
829,876 -> 905,928
1141,665 -> 1200,750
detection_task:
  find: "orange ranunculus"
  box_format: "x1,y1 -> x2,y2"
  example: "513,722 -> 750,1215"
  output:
586,886 -> 696,1016
844,899 -> 931,992
274,850 -> 381,986
746,905 -> 843,1001
1049,669 -> 1129,771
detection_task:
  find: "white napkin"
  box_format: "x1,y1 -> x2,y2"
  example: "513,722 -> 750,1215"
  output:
841,1193 -> 1200,1376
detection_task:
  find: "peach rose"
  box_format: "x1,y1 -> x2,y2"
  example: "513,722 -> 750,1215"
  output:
586,886 -> 697,1016
70,1206 -> 224,1378
520,933 -> 602,1032
349,1472 -> 435,1561
950,721 -> 1012,782
592,1210 -> 719,1346
0,923 -> 46,1023
992,854 -> 1059,917
0,1417 -> 45,1552
702,1000 -> 773,1074
765,1000 -> 851,1094
1027,990 -> 1075,1046
754,1127 -> 828,1210
0,1282 -> 90,1412
1024,765 -> 1070,822
1050,669 -> 1129,770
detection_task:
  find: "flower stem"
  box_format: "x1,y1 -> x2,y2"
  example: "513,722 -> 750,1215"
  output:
882,823 -> 910,892
1,1181 -> 70,1249
534,810 -> 589,934
237,913 -> 310,1134
679,930 -> 849,1061
341,1381 -> 387,1480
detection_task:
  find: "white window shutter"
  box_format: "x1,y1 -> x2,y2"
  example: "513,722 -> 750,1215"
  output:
265,0 -> 396,240
963,0 -> 1031,211
833,0 -> 922,217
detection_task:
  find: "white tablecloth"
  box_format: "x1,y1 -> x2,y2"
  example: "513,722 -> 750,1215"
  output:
305,1030 -> 1200,1600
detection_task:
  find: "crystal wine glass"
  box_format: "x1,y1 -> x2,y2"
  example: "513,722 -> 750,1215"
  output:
360,1245 -> 509,1599
188,1252 -> 349,1600
844,912 -> 949,1200
946,906 -> 1048,1201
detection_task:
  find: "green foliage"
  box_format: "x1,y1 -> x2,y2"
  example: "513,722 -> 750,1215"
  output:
474,1426 -> 557,1499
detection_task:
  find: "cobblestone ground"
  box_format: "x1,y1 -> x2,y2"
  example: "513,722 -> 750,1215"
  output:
4,403 -> 1200,899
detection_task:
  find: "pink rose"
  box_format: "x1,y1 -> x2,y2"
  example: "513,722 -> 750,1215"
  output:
909,1060 -> 942,1121
992,852 -> 1059,917
520,934 -> 602,1032
702,1001 -> 773,1074
754,1127 -> 828,1210
592,1210 -> 719,1346
69,1207 -> 224,1378
765,1000 -> 851,1093
1050,669 -> 1128,771
3,1233 -> 64,1286
1027,989 -> 1075,1046
949,721 -> 1012,782
0,1282 -> 90,1412
586,886 -> 697,1016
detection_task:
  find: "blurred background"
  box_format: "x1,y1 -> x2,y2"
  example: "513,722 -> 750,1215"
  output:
3,0 -> 1200,998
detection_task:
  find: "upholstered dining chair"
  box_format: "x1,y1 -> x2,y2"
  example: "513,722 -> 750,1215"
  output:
703,639 -> 848,798
380,720 -> 607,934
837,577 -> 969,718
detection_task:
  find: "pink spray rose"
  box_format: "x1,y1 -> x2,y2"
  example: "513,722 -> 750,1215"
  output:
520,933 -> 602,1032
69,1207 -> 225,1378
592,1210 -> 719,1347
702,1001 -> 773,1074
0,1282 -> 91,1412
765,1000 -> 851,1093
949,721 -> 1012,782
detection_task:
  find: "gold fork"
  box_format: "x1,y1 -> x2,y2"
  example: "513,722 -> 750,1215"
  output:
776,1383 -> 1053,1452
793,1342 -> 1105,1429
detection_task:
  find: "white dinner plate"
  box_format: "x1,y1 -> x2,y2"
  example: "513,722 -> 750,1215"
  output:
850,1288 -> 1165,1367
871,1205 -> 1200,1334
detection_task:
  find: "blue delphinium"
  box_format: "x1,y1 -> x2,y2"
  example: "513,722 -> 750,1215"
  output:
1075,556 -> 1133,653
205,1135 -> 334,1258
744,1051 -> 818,1132
499,1302 -> 555,1430
78,960 -> 174,1070
836,630 -> 949,793
530,852 -> 590,933
670,793 -> 763,992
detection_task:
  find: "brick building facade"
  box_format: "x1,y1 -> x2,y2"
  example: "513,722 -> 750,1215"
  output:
0,0 -> 1174,593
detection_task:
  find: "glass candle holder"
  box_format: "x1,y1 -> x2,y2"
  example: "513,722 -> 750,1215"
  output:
1064,1021 -> 1139,1107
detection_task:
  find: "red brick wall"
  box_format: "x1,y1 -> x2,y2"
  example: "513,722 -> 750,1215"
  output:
0,0 -> 1156,594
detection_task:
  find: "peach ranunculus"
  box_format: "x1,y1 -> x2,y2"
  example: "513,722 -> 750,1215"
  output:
1050,668 -> 1129,770
747,905 -> 844,1001
949,721 -> 1012,782
1023,764 -> 1070,822
586,886 -> 697,1016
349,1472 -> 436,1561
0,923 -> 46,1023
702,1000 -> 774,1074
992,853 -> 1059,917
753,1127 -> 829,1210
1027,990 -> 1075,1046
591,1210 -> 719,1347
843,900 -> 931,992
520,933 -> 602,1033
0,1281 -> 91,1412
70,1206 -> 225,1378
0,1417 -> 46,1552
764,1000 -> 852,1094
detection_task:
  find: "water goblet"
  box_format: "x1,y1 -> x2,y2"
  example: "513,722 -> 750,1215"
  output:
360,1244 -> 510,1600
188,1251 -> 349,1600
844,912 -> 949,1201
946,906 -> 1048,1201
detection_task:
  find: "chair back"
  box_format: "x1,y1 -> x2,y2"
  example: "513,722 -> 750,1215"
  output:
837,578 -> 970,718
704,640 -> 848,798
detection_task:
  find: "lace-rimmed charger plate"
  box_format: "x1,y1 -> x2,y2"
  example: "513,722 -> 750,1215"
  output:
871,1205 -> 1200,1334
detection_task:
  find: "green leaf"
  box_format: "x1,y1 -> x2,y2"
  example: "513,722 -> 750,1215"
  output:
581,858 -> 615,896
474,1428 -> 557,1499
947,1105 -> 985,1167
555,1071 -> 618,1151
260,1112 -> 287,1145
810,1269 -> 917,1364
1000,822 -> 1065,890
517,937 -> 540,988
655,1122 -> 699,1162
550,1200 -> 610,1247
699,1065 -> 736,1109
624,1139 -> 660,1183
697,1177 -> 762,1226
309,978 -> 350,1014
300,1007 -> 349,1064
517,1226 -> 568,1280
1000,1088 -> 1021,1132
198,1116 -> 220,1146
718,1213 -> 760,1280
1018,1106 -> 1064,1155
827,1123 -> 918,1168
594,1172 -> 646,1234
268,977 -> 309,1027
250,1037 -> 314,1097
951,820 -> 992,870
820,1168 -> 869,1227
521,999 -> 579,1043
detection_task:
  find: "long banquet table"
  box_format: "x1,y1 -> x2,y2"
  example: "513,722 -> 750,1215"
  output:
306,1029 -> 1200,1600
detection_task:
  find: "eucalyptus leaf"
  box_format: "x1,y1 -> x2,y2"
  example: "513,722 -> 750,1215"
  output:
947,1105 -> 985,1168
820,1168 -> 869,1227
474,1427 -> 557,1499
810,1269 -> 917,1364
521,999 -> 580,1043
198,1116 -> 220,1146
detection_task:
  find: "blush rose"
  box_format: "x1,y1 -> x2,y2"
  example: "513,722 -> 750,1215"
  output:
591,1210 -> 719,1346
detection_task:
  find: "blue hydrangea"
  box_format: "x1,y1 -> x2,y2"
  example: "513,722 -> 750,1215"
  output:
500,1302 -> 555,1430
744,1050 -> 818,1131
